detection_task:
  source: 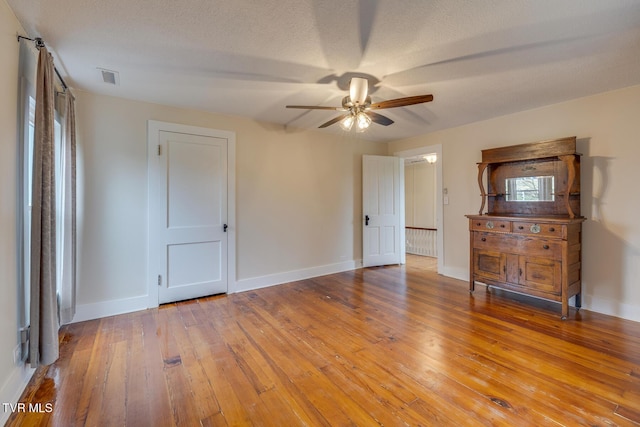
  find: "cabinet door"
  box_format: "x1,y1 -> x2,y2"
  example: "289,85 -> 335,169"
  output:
518,256 -> 561,294
473,249 -> 506,282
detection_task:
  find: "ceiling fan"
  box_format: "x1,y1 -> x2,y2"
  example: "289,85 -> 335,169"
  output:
286,77 -> 433,132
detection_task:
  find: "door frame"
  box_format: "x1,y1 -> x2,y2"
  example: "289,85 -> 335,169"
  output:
147,120 -> 236,308
393,144 -> 443,273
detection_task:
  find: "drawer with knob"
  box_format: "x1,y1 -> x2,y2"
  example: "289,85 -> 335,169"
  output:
471,219 -> 511,232
511,222 -> 565,238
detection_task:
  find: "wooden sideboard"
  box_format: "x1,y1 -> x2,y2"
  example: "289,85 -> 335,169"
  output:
466,137 -> 586,319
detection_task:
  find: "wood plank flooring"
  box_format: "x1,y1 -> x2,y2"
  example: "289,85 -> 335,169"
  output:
7,255 -> 640,426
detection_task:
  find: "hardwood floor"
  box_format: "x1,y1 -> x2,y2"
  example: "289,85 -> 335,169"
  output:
7,255 -> 640,426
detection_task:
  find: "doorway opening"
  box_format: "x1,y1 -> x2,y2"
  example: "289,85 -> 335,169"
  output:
394,144 -> 443,274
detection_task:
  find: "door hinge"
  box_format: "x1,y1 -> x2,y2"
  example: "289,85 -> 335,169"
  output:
157,145 -> 162,156
19,326 -> 30,363
20,326 -> 30,344
157,275 -> 162,286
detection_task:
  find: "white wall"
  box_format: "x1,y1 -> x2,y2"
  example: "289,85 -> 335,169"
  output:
0,2 -> 35,423
388,84 -> 640,322
73,91 -> 387,317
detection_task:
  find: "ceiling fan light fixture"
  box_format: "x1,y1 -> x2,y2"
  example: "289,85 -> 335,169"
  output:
356,112 -> 371,131
349,77 -> 369,105
286,80 -> 432,131
340,114 -> 355,131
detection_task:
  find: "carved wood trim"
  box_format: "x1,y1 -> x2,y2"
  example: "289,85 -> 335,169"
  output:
558,154 -> 577,219
477,162 -> 489,215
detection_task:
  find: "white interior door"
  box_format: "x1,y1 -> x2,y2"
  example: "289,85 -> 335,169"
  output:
362,155 -> 404,267
150,130 -> 228,304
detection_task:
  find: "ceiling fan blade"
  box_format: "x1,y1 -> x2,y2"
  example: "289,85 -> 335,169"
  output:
286,105 -> 344,111
319,114 -> 350,128
369,94 -> 434,110
367,111 -> 394,126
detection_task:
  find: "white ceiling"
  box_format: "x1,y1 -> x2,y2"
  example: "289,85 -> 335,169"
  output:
8,0 -> 640,142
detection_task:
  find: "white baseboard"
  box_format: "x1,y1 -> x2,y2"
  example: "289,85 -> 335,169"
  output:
69,264 -> 640,325
71,261 -> 362,322
439,265 -> 468,282
71,294 -> 150,323
0,363 -> 36,426
233,259 -> 361,293
582,294 -> 640,323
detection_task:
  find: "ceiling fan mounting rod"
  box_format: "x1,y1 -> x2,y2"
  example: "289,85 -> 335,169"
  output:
349,77 -> 369,105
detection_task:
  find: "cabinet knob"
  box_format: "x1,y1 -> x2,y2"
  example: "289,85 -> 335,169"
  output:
477,223 -> 481,226
481,237 -> 487,242
518,226 -> 524,230
500,224 -> 505,228
549,227 -> 555,232
543,244 -> 550,250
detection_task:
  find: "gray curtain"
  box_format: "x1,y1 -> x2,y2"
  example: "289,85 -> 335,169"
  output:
59,93 -> 77,325
29,46 -> 59,367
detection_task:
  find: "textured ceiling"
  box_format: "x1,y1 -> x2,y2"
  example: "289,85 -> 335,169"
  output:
7,0 -> 640,142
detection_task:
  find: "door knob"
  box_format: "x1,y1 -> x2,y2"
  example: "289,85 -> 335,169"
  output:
223,224 -> 228,232
365,215 -> 370,226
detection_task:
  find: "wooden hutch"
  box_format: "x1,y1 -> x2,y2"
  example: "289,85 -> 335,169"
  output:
466,137 -> 585,319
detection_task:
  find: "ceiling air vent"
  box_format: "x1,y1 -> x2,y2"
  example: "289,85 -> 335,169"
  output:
97,68 -> 120,86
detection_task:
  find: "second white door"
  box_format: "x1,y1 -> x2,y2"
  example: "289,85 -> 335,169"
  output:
150,130 -> 228,304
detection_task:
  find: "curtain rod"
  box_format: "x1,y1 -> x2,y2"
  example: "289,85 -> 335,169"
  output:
17,35 -> 69,91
